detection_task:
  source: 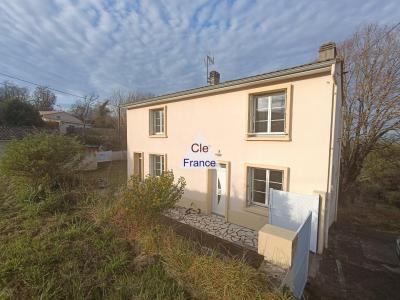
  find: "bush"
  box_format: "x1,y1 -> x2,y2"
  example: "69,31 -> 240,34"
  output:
122,172 -> 185,223
0,98 -> 44,127
0,133 -> 84,192
358,143 -> 400,206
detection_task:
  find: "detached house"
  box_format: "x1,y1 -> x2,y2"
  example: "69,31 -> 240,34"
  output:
125,43 -> 342,244
39,111 -> 86,133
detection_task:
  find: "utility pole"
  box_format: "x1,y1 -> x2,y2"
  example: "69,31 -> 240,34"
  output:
118,104 -> 122,160
204,54 -> 214,84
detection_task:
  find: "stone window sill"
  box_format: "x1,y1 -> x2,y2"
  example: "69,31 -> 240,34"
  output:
244,205 -> 269,216
149,134 -> 167,138
246,133 -> 290,141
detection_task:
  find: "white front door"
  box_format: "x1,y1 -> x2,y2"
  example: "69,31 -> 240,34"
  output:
212,164 -> 227,216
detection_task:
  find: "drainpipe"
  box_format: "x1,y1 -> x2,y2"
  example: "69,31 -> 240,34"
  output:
325,62 -> 340,235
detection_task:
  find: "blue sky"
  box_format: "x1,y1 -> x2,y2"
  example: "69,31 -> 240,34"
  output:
0,0 -> 398,108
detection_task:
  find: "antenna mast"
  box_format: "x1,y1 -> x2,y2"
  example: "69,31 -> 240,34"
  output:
204,54 -> 214,84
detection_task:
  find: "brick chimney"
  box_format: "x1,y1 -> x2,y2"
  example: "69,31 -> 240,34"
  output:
318,42 -> 337,61
209,70 -> 220,85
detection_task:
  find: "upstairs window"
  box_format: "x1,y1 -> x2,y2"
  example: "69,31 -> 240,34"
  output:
247,167 -> 284,207
249,91 -> 286,135
150,108 -> 165,136
149,154 -> 165,176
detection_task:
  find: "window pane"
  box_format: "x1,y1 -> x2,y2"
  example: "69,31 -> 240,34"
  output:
152,109 -> 164,134
253,191 -> 266,205
269,182 -> 283,191
256,111 -> 268,121
151,155 -> 164,176
271,120 -> 284,132
255,121 -> 268,132
270,170 -> 283,183
271,93 -> 285,108
256,97 -> 268,110
253,179 -> 266,192
150,155 -> 155,175
253,168 -> 266,180
271,108 -> 285,120
159,111 -> 164,131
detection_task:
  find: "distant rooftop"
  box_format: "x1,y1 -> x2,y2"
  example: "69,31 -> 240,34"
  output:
39,111 -> 63,115
39,111 -> 83,125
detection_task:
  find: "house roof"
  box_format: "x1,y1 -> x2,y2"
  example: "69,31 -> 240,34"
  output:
39,111 -> 83,125
39,110 -> 62,115
123,58 -> 338,109
0,126 -> 40,141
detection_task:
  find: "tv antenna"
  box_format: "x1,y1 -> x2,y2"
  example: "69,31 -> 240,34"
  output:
204,54 -> 214,84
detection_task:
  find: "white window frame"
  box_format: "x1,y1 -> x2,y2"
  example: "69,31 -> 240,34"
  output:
149,154 -> 165,176
247,167 -> 283,207
250,91 -> 286,135
150,108 -> 165,135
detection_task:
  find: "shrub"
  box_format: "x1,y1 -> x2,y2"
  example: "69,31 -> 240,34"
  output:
0,133 -> 84,192
358,143 -> 400,206
0,98 -> 44,127
121,172 -> 185,224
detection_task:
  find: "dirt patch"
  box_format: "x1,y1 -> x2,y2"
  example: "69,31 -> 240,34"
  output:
307,223 -> 400,299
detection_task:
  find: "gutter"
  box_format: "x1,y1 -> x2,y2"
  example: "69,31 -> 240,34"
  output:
124,60 -> 336,109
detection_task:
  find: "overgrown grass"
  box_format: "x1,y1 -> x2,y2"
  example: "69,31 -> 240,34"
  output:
0,177 -> 187,299
80,161 -> 127,194
109,199 -> 293,300
1,167 -> 292,300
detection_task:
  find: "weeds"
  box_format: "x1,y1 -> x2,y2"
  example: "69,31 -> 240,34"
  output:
111,197 -> 293,300
0,177 -> 187,299
0,162 -> 292,299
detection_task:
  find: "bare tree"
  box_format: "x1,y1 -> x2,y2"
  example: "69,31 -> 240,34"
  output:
0,81 -> 29,102
31,86 -> 56,111
339,24 -> 400,203
92,100 -> 114,128
107,90 -> 155,150
70,94 -> 98,135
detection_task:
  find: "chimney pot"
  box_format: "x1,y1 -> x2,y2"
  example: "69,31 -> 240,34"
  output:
209,70 -> 220,85
319,42 -> 337,61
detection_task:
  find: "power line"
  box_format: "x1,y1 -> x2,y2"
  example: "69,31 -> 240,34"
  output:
0,51 -> 71,83
1,21 -> 398,101
0,71 -> 87,99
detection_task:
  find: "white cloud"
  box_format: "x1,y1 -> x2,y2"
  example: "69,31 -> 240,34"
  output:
0,0 -> 398,107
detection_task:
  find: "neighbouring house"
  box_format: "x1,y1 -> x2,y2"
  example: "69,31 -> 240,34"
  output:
39,111 -> 88,133
0,126 -> 42,155
125,43 -> 343,252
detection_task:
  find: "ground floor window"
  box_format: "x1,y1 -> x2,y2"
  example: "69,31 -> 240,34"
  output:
247,166 -> 283,207
149,154 -> 165,176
